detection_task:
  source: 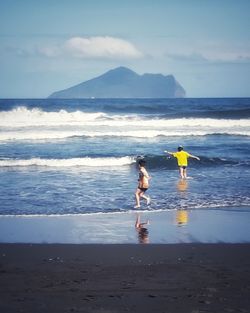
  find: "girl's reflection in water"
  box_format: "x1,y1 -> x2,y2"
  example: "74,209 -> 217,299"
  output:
135,213 -> 150,244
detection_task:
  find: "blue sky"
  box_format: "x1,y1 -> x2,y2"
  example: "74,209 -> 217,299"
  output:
0,0 -> 249,98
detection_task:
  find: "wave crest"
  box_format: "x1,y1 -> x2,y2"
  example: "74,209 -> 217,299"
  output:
0,106 -> 108,127
0,156 -> 136,167
0,106 -> 249,141
0,129 -> 249,142
0,155 -> 246,169
0,106 -> 249,128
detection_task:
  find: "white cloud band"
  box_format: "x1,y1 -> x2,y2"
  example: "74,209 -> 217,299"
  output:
32,36 -> 143,59
64,36 -> 143,59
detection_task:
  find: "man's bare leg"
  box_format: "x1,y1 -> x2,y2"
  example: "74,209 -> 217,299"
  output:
179,167 -> 184,179
183,168 -> 187,179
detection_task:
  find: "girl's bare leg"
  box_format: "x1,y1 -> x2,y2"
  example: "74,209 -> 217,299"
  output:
141,193 -> 151,205
135,213 -> 140,227
134,189 -> 141,208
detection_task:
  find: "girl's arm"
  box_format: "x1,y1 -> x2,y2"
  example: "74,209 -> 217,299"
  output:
145,171 -> 150,179
142,168 -> 150,179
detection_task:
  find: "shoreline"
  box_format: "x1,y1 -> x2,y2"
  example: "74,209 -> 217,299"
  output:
1,207 -> 250,244
1,243 -> 250,312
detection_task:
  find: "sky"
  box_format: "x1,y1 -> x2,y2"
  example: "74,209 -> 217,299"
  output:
0,0 -> 250,98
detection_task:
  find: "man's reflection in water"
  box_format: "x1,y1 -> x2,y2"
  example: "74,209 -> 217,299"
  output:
177,179 -> 188,192
135,213 -> 150,244
176,179 -> 189,226
176,209 -> 188,226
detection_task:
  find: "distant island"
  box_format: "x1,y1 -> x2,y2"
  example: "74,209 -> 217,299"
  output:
48,66 -> 186,98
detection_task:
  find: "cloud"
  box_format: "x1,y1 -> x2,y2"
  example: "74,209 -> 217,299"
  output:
63,36 -> 143,59
162,39 -> 250,64
2,44 -> 60,58
166,52 -> 207,63
165,51 -> 250,64
4,36 -> 143,60
37,46 -> 60,58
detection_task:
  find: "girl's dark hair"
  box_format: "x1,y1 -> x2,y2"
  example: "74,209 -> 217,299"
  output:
138,159 -> 146,166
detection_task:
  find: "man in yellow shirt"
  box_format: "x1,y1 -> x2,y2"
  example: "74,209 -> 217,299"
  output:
164,146 -> 200,179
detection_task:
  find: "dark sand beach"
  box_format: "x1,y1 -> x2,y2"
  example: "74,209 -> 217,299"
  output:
1,243 -> 250,313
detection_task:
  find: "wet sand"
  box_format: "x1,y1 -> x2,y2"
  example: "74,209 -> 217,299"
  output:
1,208 -> 250,244
1,243 -> 250,313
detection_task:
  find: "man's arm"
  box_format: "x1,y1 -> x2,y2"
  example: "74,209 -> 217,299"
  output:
189,154 -> 200,161
164,150 -> 174,156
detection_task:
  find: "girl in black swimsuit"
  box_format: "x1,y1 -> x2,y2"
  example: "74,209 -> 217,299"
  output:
134,159 -> 151,208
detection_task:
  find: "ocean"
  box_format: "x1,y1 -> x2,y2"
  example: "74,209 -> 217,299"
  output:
0,98 -> 249,216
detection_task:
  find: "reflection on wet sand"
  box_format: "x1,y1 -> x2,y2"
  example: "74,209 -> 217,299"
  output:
135,213 -> 150,244
177,179 -> 188,192
176,209 -> 189,226
176,179 -> 189,226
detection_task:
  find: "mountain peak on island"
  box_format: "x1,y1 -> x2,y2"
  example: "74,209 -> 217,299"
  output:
106,66 -> 137,75
98,66 -> 138,82
49,67 -> 185,98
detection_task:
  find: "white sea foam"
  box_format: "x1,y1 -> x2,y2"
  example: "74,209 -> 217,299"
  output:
0,209 -> 171,218
0,206 -> 249,218
0,129 -> 249,141
0,156 -> 136,167
0,130 -> 84,141
0,106 -> 250,128
0,106 -> 107,127
0,106 -> 249,141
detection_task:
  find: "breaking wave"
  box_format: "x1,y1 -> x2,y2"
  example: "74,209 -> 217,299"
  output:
0,156 -> 136,167
0,107 -> 249,141
0,106 -> 249,128
0,155 -> 247,169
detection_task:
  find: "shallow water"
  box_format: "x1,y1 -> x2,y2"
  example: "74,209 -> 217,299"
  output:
0,98 -> 249,216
